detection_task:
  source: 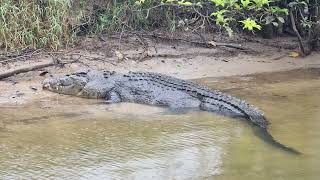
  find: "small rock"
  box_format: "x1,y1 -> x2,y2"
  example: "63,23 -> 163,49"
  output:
30,86 -> 38,91
161,60 -> 165,63
39,71 -> 49,76
16,91 -> 25,97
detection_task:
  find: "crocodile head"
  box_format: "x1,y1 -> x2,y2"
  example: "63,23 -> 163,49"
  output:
43,70 -> 90,96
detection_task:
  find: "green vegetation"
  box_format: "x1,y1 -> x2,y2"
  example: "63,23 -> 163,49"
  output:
0,0 -> 319,54
134,0 -> 288,35
0,0 -> 79,50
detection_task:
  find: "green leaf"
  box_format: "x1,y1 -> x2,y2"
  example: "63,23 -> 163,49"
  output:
277,16 -> 285,23
269,6 -> 288,15
264,16 -> 275,24
211,10 -> 230,26
211,0 -> 226,7
239,18 -> 262,31
177,1 -> 193,6
226,0 -> 238,6
272,22 -> 278,26
252,0 -> 272,8
240,0 -> 251,7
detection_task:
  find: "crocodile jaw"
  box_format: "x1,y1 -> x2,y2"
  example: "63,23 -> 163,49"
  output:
42,75 -> 88,96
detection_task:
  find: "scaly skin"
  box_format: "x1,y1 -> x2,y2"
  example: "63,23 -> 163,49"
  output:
43,69 -> 301,154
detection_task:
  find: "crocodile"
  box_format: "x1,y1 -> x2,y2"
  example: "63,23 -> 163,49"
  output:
43,69 -> 300,154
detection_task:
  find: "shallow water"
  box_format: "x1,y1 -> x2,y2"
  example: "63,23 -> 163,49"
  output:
1,69 -> 320,179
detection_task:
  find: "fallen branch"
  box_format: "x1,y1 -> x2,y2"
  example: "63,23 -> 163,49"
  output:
140,32 -> 255,52
242,36 -> 297,50
0,61 -> 56,80
0,57 -> 82,80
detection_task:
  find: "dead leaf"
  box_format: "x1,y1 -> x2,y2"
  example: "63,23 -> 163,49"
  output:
114,50 -> 124,61
207,41 -> 216,47
289,52 -> 300,58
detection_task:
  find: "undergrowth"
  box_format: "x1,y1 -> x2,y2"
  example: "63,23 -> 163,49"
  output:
0,0 -> 77,51
0,0 -> 318,53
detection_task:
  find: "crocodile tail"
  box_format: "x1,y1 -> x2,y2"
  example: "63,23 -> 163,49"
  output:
200,95 -> 269,128
241,104 -> 269,129
235,101 -> 301,155
200,94 -> 301,155
235,101 -> 301,154
254,127 -> 302,155
201,93 -> 270,129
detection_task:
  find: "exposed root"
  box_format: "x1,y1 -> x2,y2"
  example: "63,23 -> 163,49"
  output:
289,8 -> 308,56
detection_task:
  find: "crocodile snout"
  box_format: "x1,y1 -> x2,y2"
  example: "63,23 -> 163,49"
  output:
42,82 -> 50,90
42,78 -> 58,91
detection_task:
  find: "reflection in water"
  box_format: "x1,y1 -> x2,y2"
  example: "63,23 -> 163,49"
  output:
1,69 -> 320,179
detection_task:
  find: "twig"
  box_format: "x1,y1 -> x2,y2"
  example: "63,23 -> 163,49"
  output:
118,25 -> 125,50
193,31 -> 207,45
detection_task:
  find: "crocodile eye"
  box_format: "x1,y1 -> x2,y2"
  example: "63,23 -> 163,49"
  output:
73,71 -> 88,77
59,77 -> 72,86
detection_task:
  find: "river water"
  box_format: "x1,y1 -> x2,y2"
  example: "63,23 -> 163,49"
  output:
0,69 -> 319,179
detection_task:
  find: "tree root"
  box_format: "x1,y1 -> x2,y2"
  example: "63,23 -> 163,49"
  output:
289,8 -> 308,56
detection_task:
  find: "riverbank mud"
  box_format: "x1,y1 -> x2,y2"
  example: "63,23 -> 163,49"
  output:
1,34 -> 320,105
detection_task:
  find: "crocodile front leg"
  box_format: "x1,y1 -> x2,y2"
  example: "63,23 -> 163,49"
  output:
105,91 -> 121,104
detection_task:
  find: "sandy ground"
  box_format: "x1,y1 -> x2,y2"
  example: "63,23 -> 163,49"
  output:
1,34 -> 320,105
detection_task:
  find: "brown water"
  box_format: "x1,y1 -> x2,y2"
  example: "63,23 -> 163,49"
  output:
0,69 -> 319,179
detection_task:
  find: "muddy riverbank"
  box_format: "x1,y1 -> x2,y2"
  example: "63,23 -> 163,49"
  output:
1,34 -> 320,105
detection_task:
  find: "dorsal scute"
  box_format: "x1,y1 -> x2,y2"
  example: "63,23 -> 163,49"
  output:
128,71 -> 265,117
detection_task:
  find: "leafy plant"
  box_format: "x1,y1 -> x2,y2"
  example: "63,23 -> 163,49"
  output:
239,18 -> 262,30
160,0 -> 288,35
1,0 -> 311,52
260,6 -> 288,27
252,0 -> 271,9
211,10 -> 230,26
240,0 -> 251,8
211,0 -> 226,7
